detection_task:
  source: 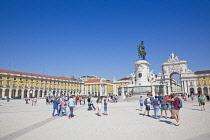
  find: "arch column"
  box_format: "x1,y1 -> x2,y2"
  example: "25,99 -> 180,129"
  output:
42,90 -> 45,98
21,89 -> 24,98
37,90 -> 40,98
2,88 -> 6,98
9,89 -> 12,98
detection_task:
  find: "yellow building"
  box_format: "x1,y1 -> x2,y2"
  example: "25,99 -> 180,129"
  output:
0,69 -> 84,99
189,70 -> 210,95
84,79 -> 113,96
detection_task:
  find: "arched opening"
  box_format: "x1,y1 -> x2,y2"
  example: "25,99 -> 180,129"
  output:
44,90 -> 47,97
40,90 -> 43,98
35,90 -> 38,98
190,88 -> 194,94
18,89 -> 21,98
170,73 -> 181,93
197,87 -> 202,95
0,88 -> 2,98
24,90 -> 27,98
203,87 -> 208,95
53,91 -> 55,97
5,89 -> 9,97
12,89 -> 16,98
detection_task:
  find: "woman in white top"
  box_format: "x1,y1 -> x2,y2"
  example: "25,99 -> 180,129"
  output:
96,97 -> 102,116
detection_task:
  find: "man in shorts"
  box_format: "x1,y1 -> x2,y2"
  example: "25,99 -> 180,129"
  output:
143,94 -> 151,116
199,94 -> 206,111
160,96 -> 168,119
172,94 -> 181,126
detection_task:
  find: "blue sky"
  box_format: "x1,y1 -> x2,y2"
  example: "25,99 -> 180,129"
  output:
0,0 -> 210,80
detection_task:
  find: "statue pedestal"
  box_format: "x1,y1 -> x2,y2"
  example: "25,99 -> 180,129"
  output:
134,60 -> 150,86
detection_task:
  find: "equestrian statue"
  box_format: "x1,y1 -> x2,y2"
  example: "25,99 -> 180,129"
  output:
137,41 -> 147,60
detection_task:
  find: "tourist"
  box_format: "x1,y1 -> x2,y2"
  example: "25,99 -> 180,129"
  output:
139,96 -> 144,110
25,96 -> 29,104
191,93 -> 194,102
96,96 -> 102,116
171,94 -> 181,126
34,97 -> 37,105
46,97 -> 49,105
157,94 -> 162,101
68,96 -> 75,118
31,97 -> 34,106
199,95 -> 206,111
143,94 -> 151,116
59,98 -> 67,116
103,99 -> 108,115
198,94 -> 201,106
87,96 -> 91,110
160,96 -> 168,119
150,94 -> 154,109
52,97 -> 59,117
169,94 -> 175,119
90,96 -> 96,111
152,96 -> 160,119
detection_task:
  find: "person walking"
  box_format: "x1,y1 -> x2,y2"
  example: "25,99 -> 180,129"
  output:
103,99 -> 108,115
52,97 -> 59,117
152,96 -> 160,119
87,96 -> 91,110
25,96 -> 29,104
160,96 -> 168,119
171,94 -> 181,126
96,96 -> 102,116
199,94 -> 206,111
90,96 -> 96,111
143,94 -> 151,116
68,96 -> 75,118
139,96 -> 144,111
59,98 -> 67,117
34,97 -> 37,106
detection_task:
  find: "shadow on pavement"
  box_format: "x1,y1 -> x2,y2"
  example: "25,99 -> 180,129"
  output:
159,120 -> 173,125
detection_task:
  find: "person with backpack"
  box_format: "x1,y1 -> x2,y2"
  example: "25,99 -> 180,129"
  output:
199,94 -> 206,111
171,94 -> 182,126
143,94 -> 151,116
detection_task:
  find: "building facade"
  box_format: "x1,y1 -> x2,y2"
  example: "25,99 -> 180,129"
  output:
0,69 -> 84,99
84,79 -> 113,96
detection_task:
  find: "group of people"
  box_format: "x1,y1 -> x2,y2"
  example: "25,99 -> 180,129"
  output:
139,93 -> 207,126
140,94 -> 182,126
25,96 -> 37,106
51,95 -> 109,118
52,95 -> 75,118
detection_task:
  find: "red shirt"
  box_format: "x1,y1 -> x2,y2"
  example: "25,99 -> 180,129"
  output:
174,97 -> 180,110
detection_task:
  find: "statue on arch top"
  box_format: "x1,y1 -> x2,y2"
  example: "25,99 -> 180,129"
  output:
168,52 -> 179,62
137,41 -> 147,60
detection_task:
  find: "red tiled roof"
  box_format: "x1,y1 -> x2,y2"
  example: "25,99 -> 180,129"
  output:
195,70 -> 210,75
85,79 -> 113,84
0,69 -> 73,81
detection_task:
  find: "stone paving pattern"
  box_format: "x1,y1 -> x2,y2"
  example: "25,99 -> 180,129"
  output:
0,97 -> 210,140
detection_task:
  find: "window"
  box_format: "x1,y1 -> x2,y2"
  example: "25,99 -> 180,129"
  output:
0,76 -> 2,79
7,77 -> 10,79
14,78 -> 16,80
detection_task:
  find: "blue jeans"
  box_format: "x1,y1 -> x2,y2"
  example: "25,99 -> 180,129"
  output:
90,104 -> 95,110
59,107 -> 67,116
154,106 -> 159,118
69,106 -> 74,117
52,108 -> 58,116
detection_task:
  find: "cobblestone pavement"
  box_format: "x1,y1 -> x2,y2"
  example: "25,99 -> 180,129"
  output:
0,97 -> 210,140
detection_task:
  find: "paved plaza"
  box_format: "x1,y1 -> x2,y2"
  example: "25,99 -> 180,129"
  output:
0,97 -> 210,140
